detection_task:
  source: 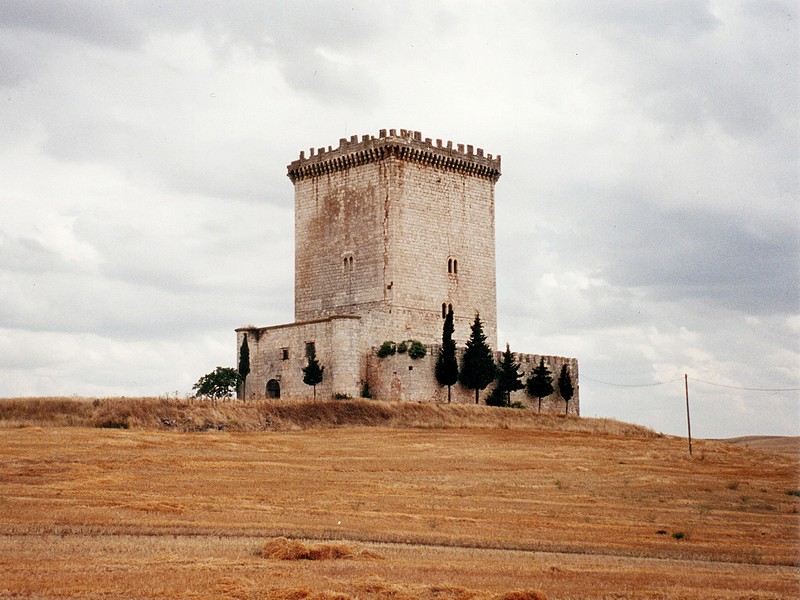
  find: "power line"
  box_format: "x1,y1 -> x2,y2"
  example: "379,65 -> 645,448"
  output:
581,374 -> 800,393
581,375 -> 683,387
688,377 -> 800,393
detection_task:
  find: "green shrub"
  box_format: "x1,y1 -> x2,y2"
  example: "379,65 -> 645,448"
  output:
397,341 -> 408,354
376,341 -> 396,358
672,531 -> 686,540
786,489 -> 800,497
407,340 -> 427,359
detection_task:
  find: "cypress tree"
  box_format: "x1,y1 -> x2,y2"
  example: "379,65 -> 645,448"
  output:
435,306 -> 459,403
459,313 -> 495,404
302,345 -> 324,400
495,343 -> 525,406
527,357 -> 554,413
238,335 -> 250,400
558,364 -> 574,415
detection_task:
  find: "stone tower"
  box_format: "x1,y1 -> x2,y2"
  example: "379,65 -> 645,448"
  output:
237,128 -> 577,410
287,128 -> 501,349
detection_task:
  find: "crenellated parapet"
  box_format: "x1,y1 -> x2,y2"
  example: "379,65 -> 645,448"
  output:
287,128 -> 502,183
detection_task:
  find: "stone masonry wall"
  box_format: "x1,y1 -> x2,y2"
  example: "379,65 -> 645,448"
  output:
289,128 -> 500,350
366,345 -> 579,414
236,316 -> 363,401
293,160 -> 388,322
388,157 -> 497,348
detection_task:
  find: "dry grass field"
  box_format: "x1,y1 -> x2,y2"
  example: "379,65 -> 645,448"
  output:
0,398 -> 798,599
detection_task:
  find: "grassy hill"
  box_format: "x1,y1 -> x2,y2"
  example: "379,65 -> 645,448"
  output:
0,395 -> 657,436
0,397 -> 797,599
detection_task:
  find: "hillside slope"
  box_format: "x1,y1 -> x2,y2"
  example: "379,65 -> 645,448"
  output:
0,396 -> 655,436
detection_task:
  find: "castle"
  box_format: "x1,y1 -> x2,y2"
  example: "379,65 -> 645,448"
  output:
236,129 -> 579,412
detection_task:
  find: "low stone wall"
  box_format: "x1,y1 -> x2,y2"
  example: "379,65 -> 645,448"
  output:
365,345 -> 579,415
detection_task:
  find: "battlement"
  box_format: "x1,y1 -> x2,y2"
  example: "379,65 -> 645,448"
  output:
287,128 -> 502,183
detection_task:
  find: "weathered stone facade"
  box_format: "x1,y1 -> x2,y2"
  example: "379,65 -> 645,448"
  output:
366,347 -> 578,412
237,316 -> 363,400
291,129 -> 499,347
236,128 -> 579,412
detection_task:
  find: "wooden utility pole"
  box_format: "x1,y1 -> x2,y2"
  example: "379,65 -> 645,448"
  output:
685,374 -> 693,456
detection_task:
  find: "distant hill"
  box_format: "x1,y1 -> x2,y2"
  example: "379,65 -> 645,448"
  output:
716,435 -> 800,456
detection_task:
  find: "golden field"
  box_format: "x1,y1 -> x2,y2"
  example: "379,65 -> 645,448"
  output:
0,397 -> 798,599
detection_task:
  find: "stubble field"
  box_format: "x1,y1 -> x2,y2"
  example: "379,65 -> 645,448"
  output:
0,398 -> 798,599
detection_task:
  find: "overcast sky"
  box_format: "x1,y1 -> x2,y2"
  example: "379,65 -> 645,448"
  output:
1,1 -> 798,438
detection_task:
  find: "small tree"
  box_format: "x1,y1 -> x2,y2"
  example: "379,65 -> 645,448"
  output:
302,345 -> 324,399
193,367 -> 241,400
459,313 -> 495,404
494,343 -> 525,407
485,385 -> 507,407
435,306 -> 459,403
558,364 -> 574,415
238,335 -> 250,400
527,358 -> 554,413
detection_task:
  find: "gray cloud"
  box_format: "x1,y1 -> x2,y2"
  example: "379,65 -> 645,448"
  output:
546,1 -> 797,139
0,0 -> 396,104
567,0 -> 721,40
0,1 -> 796,436
0,233 -> 71,274
0,0 -> 141,46
559,191 -> 800,315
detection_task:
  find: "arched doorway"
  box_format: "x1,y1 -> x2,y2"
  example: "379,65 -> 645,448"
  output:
266,379 -> 281,399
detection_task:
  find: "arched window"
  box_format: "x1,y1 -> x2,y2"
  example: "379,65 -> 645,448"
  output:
448,257 -> 458,275
266,379 -> 281,399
